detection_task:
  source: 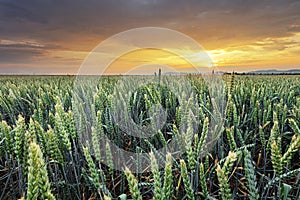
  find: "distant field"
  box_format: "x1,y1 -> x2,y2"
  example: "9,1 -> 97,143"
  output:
0,75 -> 300,199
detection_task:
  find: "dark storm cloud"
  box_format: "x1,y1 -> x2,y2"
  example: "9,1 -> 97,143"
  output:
1,0 -> 299,42
0,1 -> 48,24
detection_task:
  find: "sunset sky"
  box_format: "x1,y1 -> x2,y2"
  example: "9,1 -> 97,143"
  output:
0,0 -> 300,74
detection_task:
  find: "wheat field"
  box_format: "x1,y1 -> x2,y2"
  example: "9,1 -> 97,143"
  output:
0,74 -> 300,200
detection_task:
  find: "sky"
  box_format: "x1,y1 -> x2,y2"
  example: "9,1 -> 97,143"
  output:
0,0 -> 300,74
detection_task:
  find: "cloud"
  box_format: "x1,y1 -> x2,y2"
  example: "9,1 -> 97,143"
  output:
0,39 -> 45,48
0,47 -> 44,63
288,24 -> 300,33
0,0 -> 299,73
1,0 -> 299,43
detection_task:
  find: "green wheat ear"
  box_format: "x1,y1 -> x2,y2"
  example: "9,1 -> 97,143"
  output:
26,142 -> 55,200
23,122 -> 37,177
268,121 -> 279,151
14,115 -> 26,161
180,159 -> 195,200
259,125 -> 266,148
216,151 -> 237,200
243,149 -> 259,200
65,110 -> 77,139
1,120 -> 13,155
281,134 -> 300,165
83,146 -> 102,195
54,100 -> 71,151
105,141 -> 114,176
149,151 -> 162,200
199,162 -> 208,199
124,167 -> 142,200
163,153 -> 173,200
289,118 -> 300,134
44,127 -> 63,163
225,126 -> 237,151
26,143 -> 39,200
91,126 -> 101,162
280,118 -> 300,167
196,116 -> 209,158
269,119 -> 300,176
